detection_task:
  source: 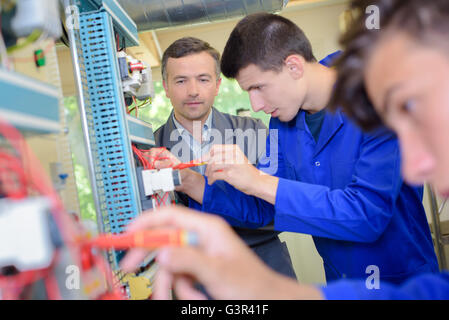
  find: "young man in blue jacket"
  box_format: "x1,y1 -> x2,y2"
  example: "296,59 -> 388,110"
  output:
168,12 -> 438,285
122,0 -> 448,299
122,0 -> 449,299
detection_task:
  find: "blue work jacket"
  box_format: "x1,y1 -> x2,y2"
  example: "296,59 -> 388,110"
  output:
191,109 -> 439,284
322,272 -> 449,300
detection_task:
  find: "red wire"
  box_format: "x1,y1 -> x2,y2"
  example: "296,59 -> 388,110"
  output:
172,160 -> 205,170
0,152 -> 28,198
43,251 -> 62,300
132,144 -> 205,175
132,144 -> 150,169
0,118 -> 135,299
0,250 -> 60,299
131,146 -> 203,212
159,192 -> 169,205
0,118 -> 90,299
150,148 -> 168,169
45,274 -> 61,300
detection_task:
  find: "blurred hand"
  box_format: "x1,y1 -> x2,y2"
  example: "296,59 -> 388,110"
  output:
120,206 -> 321,300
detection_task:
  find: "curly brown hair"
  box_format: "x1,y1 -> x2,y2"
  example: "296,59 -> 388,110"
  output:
329,0 -> 449,131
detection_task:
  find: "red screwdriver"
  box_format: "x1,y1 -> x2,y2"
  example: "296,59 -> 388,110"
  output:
89,229 -> 198,250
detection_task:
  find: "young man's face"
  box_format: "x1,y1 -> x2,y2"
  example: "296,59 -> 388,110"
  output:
236,63 -> 307,122
163,51 -> 221,123
365,32 -> 449,197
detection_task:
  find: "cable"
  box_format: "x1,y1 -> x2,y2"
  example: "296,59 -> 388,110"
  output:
10,38 -> 54,63
0,151 -> 28,198
0,117 -> 125,300
126,96 -> 152,118
131,145 -> 206,210
6,29 -> 42,54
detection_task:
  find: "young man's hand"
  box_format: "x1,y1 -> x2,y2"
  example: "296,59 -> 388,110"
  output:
120,206 -> 323,300
204,145 -> 279,204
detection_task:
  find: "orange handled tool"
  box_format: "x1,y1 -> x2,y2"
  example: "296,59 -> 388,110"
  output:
89,229 -> 198,250
172,160 -> 207,170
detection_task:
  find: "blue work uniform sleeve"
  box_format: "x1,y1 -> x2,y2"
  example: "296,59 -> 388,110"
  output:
193,124 -> 406,243
274,130 -> 403,242
321,272 -> 449,300
189,128 -> 284,228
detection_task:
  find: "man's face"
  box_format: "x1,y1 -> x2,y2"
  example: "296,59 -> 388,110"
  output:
365,32 -> 449,197
163,51 -> 221,123
236,63 -> 307,122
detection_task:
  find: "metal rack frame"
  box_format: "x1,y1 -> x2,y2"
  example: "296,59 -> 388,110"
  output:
65,0 -> 145,268
427,184 -> 448,270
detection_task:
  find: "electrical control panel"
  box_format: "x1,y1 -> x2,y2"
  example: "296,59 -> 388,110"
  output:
118,51 -> 155,100
0,0 -> 181,300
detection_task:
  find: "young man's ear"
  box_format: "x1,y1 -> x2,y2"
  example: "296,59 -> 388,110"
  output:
284,55 -> 305,80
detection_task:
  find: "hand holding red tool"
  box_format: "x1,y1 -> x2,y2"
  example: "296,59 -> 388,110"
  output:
88,229 -> 198,250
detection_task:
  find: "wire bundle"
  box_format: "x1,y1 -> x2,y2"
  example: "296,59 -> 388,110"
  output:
125,96 -> 151,118
131,145 -> 206,208
0,118 -> 123,300
131,146 -> 172,207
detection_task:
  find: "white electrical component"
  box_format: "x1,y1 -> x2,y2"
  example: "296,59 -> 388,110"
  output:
118,51 -> 154,100
141,168 -> 181,196
11,0 -> 62,39
0,197 -> 55,272
135,66 -> 154,100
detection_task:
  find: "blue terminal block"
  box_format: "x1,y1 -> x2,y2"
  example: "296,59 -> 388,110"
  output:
79,0 -> 139,47
79,10 -> 141,238
126,115 -> 155,148
0,69 -> 60,134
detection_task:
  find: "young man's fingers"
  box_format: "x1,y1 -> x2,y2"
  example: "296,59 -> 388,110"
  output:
125,206 -> 229,248
157,247 -> 221,288
173,276 -> 208,300
120,248 -> 153,273
205,162 -> 227,178
152,268 -> 174,300
207,145 -> 228,163
153,159 -> 175,169
207,150 -> 248,166
206,171 -> 227,185
126,206 -> 200,232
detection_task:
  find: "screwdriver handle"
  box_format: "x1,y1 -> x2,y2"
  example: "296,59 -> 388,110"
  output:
90,229 -> 198,250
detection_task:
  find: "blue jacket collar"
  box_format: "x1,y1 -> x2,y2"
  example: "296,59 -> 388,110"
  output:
295,109 -> 344,157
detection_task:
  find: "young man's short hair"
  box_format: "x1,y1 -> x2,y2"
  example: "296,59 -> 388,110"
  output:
220,13 -> 316,79
330,0 -> 449,131
161,37 -> 221,82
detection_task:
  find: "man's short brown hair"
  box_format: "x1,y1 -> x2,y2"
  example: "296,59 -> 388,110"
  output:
161,37 -> 221,82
